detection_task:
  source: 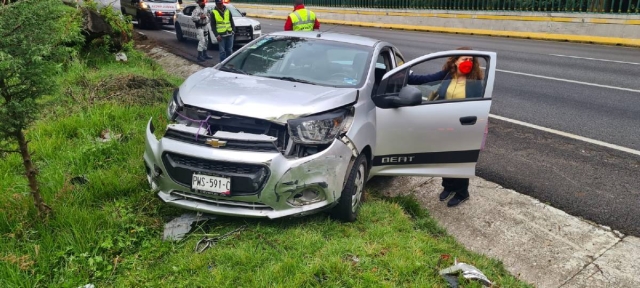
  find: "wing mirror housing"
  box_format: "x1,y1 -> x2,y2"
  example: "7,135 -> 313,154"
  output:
241,12 -> 247,16
382,86 -> 422,107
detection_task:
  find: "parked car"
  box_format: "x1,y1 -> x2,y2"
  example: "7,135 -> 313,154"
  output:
175,3 -> 261,48
143,31 -> 497,222
120,0 -> 181,29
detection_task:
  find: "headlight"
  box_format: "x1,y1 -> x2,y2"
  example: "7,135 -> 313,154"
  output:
254,24 -> 261,31
167,88 -> 184,121
287,108 -> 354,145
140,2 -> 149,10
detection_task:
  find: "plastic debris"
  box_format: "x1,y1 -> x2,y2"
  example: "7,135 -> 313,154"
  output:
195,225 -> 247,253
115,52 -> 127,62
439,258 -> 492,288
78,284 -> 95,288
163,213 -> 216,241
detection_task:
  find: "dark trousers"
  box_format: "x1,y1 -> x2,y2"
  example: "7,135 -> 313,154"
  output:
442,178 -> 469,196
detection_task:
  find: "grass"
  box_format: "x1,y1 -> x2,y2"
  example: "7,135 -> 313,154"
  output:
0,47 -> 532,288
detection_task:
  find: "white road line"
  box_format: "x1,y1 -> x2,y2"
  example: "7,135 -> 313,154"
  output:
549,54 -> 640,65
163,30 -> 176,34
496,69 -> 640,93
489,114 -> 640,156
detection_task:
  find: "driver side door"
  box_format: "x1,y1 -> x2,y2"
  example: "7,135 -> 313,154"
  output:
370,50 -> 497,178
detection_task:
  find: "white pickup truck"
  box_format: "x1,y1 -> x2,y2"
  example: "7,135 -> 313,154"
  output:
120,0 -> 182,29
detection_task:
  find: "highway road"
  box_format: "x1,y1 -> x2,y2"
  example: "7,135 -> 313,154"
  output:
129,16 -> 640,236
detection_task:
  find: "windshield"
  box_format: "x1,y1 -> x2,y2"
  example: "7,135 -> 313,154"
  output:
220,36 -> 374,88
226,5 -> 243,17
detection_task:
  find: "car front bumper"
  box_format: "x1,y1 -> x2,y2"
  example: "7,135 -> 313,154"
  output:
143,118 -> 353,219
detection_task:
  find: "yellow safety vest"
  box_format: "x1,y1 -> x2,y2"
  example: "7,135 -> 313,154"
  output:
289,9 -> 316,31
212,8 -> 232,34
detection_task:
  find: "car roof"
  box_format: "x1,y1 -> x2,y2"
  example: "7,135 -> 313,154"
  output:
267,31 -> 382,47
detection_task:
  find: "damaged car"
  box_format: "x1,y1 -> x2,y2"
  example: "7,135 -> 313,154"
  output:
144,31 -> 497,222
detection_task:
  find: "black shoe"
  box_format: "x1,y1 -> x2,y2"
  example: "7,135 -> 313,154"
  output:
439,189 -> 454,201
203,51 -> 213,59
197,51 -> 205,62
447,192 -> 469,207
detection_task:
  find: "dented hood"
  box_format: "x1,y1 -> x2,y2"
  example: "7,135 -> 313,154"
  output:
178,68 -> 359,123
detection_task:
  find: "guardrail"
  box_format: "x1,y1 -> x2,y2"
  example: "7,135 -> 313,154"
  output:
233,0 -> 639,14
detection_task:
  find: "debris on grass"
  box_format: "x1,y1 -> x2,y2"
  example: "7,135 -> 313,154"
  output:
85,74 -> 174,105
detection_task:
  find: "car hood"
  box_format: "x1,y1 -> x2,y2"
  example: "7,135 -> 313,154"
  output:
233,17 -> 259,27
179,68 -> 358,124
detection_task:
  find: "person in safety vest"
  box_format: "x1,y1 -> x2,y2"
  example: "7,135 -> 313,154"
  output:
192,0 -> 214,62
284,0 -> 320,31
210,0 -> 236,62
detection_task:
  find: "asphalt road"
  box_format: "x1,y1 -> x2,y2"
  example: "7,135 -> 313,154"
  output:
132,18 -> 640,236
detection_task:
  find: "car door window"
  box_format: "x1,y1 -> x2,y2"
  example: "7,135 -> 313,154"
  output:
378,53 -> 490,106
183,6 -> 194,16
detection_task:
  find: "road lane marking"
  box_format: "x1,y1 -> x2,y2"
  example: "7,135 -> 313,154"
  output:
549,54 -> 640,65
489,114 -> 640,156
163,30 -> 176,34
496,69 -> 640,93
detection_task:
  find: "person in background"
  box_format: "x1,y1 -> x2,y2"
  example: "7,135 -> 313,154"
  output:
407,46 -> 485,207
211,0 -> 236,62
284,0 -> 320,31
192,0 -> 213,62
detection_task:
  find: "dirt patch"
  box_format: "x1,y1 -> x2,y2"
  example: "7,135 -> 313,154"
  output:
133,31 -> 204,79
86,74 -> 174,105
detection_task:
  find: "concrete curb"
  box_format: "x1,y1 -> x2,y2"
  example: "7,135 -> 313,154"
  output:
236,4 -> 640,25
245,13 -> 640,48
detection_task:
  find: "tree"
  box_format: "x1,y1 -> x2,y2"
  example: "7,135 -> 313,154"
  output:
0,0 -> 84,217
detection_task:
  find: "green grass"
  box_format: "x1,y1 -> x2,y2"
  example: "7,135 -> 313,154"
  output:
0,47 -> 532,288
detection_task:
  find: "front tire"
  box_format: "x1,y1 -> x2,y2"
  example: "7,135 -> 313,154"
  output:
175,23 -> 185,42
331,153 -> 368,222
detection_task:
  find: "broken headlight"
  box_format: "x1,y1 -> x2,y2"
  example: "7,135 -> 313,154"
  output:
167,88 -> 184,122
287,108 -> 354,145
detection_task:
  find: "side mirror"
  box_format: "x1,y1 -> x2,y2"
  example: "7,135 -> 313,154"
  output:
392,86 -> 422,107
241,12 -> 247,16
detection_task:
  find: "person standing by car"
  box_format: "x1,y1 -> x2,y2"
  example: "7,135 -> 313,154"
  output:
284,0 -> 320,31
192,0 -> 214,62
211,0 -> 236,63
407,46 -> 485,207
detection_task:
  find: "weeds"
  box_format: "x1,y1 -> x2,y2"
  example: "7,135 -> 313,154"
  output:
0,46 -> 531,288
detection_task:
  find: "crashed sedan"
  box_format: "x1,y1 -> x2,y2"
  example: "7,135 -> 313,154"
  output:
144,31 -> 497,222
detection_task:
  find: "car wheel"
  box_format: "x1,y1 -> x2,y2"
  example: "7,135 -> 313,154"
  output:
331,153 -> 368,222
137,14 -> 147,29
175,23 -> 185,42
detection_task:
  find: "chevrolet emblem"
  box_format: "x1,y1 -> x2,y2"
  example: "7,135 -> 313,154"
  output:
205,139 -> 227,148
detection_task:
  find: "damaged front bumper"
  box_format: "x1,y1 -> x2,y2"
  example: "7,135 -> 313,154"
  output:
143,118 -> 354,219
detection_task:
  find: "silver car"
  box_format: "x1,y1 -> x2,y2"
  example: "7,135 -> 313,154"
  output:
144,31 -> 497,222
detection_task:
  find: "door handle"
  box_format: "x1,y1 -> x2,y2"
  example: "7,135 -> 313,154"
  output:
460,116 -> 477,125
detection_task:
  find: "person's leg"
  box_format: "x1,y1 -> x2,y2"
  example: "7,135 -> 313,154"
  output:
446,178 -> 469,207
223,34 -> 234,61
439,178 -> 456,201
202,26 -> 213,60
218,37 -> 226,63
196,28 -> 206,62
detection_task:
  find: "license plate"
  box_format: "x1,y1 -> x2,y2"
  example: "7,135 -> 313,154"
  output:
192,173 -> 231,195
162,18 -> 169,23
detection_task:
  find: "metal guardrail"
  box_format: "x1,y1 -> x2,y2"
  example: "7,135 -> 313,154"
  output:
233,0 -> 639,14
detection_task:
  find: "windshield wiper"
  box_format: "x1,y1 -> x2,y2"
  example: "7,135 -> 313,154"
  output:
264,76 -> 317,85
219,66 -> 248,75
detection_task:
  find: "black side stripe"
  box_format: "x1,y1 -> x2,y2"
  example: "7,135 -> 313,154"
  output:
372,150 -> 480,167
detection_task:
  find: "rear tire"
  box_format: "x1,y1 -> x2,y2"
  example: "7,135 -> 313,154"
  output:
331,153 -> 368,222
175,23 -> 185,42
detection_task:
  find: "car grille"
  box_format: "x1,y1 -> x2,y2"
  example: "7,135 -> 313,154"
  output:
164,129 -> 279,152
235,25 -> 253,37
162,152 -> 270,196
169,106 -> 288,152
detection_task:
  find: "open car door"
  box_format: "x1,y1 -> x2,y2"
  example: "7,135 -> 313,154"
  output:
370,50 -> 497,178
